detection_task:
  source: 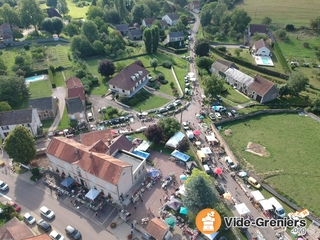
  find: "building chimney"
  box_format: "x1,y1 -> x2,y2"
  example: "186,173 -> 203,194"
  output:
90,151 -> 93,159
75,148 -> 78,154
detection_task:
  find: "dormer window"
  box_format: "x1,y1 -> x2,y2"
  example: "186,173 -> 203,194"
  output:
138,71 -> 143,76
135,73 -> 139,78
131,76 -> 136,81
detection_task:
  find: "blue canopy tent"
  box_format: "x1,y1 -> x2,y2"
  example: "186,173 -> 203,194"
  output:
171,150 -> 190,162
60,176 -> 75,188
147,168 -> 160,178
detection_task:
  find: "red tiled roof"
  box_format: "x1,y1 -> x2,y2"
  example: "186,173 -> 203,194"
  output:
108,63 -> 150,91
109,135 -> 133,155
80,129 -> 113,146
24,234 -> 52,240
66,77 -> 83,89
46,137 -> 131,185
89,140 -> 109,153
0,217 -> 34,240
249,75 -> 275,96
253,39 -> 270,51
145,218 -> 169,240
68,87 -> 85,101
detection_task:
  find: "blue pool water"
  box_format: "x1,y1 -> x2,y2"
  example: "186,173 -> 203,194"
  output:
25,75 -> 45,82
261,57 -> 270,65
97,125 -> 105,131
132,150 -> 150,159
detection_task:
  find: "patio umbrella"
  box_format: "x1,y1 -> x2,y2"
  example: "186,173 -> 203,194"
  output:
193,130 -> 201,136
199,115 -> 205,119
195,141 -> 201,146
165,217 -> 176,228
214,167 -> 223,175
223,192 -> 232,200
180,175 -> 187,181
111,130 -> 116,135
180,207 -> 188,215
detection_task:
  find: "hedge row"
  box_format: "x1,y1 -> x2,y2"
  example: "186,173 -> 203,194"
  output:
210,46 -> 290,80
273,42 -> 291,74
25,69 -> 48,78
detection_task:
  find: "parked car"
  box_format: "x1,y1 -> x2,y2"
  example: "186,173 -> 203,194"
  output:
182,122 -> 189,130
158,108 -> 168,113
247,177 -> 261,189
87,112 -> 93,121
216,95 -> 222,101
215,112 -> 222,120
214,106 -> 226,112
231,110 -> 238,117
24,212 -> 36,225
239,45 -> 246,49
37,219 -> 52,232
8,201 -> 21,212
0,180 -> 8,191
209,113 -> 216,121
40,206 -> 55,219
65,225 -> 82,240
173,100 -> 181,107
49,230 -> 65,240
166,104 -> 174,110
215,184 -> 225,196
226,112 -> 232,118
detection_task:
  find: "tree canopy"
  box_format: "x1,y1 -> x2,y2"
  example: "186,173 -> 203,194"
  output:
158,117 -> 181,137
0,76 -> 29,107
19,0 -> 44,31
0,101 -> 11,112
312,94 -> 320,113
203,75 -> 224,97
183,169 -> 216,214
144,124 -> 164,144
98,59 -> 115,77
4,126 -> 36,164
287,71 -> 309,96
150,58 -> 158,70
194,38 -> 210,57
81,20 -> 99,43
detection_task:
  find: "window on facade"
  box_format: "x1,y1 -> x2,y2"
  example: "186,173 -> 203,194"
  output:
122,90 -> 125,93
1,126 -> 9,130
43,114 -> 47,118
94,186 -> 97,190
134,175 -> 137,180
4,132 -> 9,137
138,170 -> 141,175
142,165 -> 145,170
46,110 -> 49,113
113,86 -> 116,88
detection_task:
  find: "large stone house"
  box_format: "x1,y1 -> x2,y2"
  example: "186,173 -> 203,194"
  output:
185,1 -> 200,13
115,24 -> 129,36
162,13 -> 180,26
29,97 -> 58,120
0,23 -> 14,46
247,75 -> 279,103
0,109 -> 41,139
211,59 -> 238,78
142,18 -> 168,29
108,62 -> 150,97
46,132 -> 147,200
251,39 -> 271,57
225,68 -> 254,94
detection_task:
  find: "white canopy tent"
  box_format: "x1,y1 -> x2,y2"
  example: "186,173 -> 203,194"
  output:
206,134 -> 219,143
235,203 -> 250,215
165,132 -> 185,149
259,199 -> 273,211
136,140 -> 151,151
201,147 -> 212,154
178,184 -> 187,196
251,190 -> 265,202
85,188 -> 100,201
188,72 -> 195,78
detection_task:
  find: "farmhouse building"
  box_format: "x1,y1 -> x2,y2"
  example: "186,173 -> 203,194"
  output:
211,59 -> 238,78
251,39 -> 271,57
107,62 -> 150,97
66,76 -> 85,106
0,23 -> 14,46
247,75 -> 279,103
163,31 -> 184,48
225,68 -> 254,94
162,13 -> 180,26
29,97 -> 58,120
128,29 -> 143,40
248,24 -> 267,36
115,24 -> 129,36
141,18 -> 168,29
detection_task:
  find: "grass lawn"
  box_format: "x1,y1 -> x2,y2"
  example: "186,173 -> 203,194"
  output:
47,45 -> 72,68
41,119 -> 55,131
29,79 -> 52,99
66,0 -> 89,19
132,94 -> 170,111
58,107 -> 70,130
150,67 -> 178,95
220,113 -> 320,215
53,71 -> 66,87
237,0 -> 320,26
222,84 -> 251,104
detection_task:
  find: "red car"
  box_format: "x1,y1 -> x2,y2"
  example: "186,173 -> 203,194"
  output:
8,201 -> 21,212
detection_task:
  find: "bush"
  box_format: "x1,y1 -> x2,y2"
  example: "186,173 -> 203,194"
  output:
217,46 -> 226,52
285,24 -> 295,31
158,78 -> 168,84
162,60 -> 173,68
169,82 -> 174,88
157,74 -> 165,81
23,44 -> 30,50
31,168 -> 40,176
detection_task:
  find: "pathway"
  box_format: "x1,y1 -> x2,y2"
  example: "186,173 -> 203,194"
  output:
171,66 -> 183,96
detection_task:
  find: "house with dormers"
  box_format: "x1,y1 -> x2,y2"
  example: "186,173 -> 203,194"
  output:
0,23 -> 14,46
0,109 -> 41,139
162,13 -> 180,26
46,131 -> 147,200
251,39 -> 271,57
107,62 -> 150,97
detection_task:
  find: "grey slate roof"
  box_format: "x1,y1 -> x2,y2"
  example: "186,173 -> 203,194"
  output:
128,29 -> 143,37
211,59 -> 237,73
168,31 -> 184,38
29,97 -> 53,111
66,97 -> 84,114
115,24 -> 129,32
0,109 -> 33,125
166,13 -> 180,21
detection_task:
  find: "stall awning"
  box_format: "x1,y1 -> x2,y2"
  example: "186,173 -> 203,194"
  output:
171,150 -> 190,162
136,140 -> 151,151
259,199 -> 273,211
251,190 -> 265,202
196,150 -> 206,161
85,188 -> 100,201
201,147 -> 212,154
61,177 -> 75,188
235,203 -> 250,215
206,134 -> 218,142
165,132 -> 185,149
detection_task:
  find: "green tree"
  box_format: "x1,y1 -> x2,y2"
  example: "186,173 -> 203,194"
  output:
151,25 -> 159,53
183,169 -> 215,214
86,5 -> 104,20
114,0 -> 127,19
46,0 -> 57,7
158,117 -> 180,137
262,16 -> 272,25
69,119 -> 78,128
0,76 -> 29,107
104,8 -> 121,24
0,3 -> 20,27
194,38 -> 210,57
57,0 -> 69,15
312,94 -> 320,113
98,59 -> 115,77
0,57 -> 7,75
179,15 -> 188,26
196,57 -> 213,70
144,0 -> 160,16
234,48 -> 243,57
132,4 -> 145,23
275,30 -> 287,40
70,35 -> 95,58
19,0 -> 44,32
150,58 -> 158,70
63,22 -> 79,37
229,9 -> 251,33
41,18 -> 53,33
287,72 -> 309,96
51,17 -> 64,34
200,9 -> 211,27
144,124 -> 163,144
4,126 -> 36,164
93,40 -> 104,55
203,75 -> 224,97
81,20 -> 98,43
0,101 -> 11,112
176,137 -> 189,152
143,28 -> 152,54
172,0 -> 187,8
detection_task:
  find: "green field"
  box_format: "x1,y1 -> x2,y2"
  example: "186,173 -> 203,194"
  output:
29,79 -> 52,99
132,95 -> 170,111
47,45 -> 72,68
237,0 -> 320,26
221,113 -> 320,215
66,0 -> 89,19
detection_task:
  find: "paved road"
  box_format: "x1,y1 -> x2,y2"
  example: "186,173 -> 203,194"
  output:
49,86 -> 66,132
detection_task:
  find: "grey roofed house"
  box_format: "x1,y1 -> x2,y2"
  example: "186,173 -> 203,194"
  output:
0,109 -> 33,125
166,12 -> 180,21
128,29 -> 143,40
168,31 -> 184,38
115,24 -> 129,35
211,59 -> 238,75
248,24 -> 267,36
66,97 -> 84,114
29,97 -> 53,111
109,134 -> 134,155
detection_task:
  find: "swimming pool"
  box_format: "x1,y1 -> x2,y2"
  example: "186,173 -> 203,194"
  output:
97,125 -> 105,131
254,56 -> 274,67
132,150 -> 150,159
25,75 -> 46,82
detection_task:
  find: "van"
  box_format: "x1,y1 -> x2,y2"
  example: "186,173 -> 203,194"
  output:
225,156 -> 236,169
247,177 -> 261,189
268,197 -> 285,218
203,164 -> 211,174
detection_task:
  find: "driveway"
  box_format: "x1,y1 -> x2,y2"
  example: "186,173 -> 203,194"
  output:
49,86 -> 66,131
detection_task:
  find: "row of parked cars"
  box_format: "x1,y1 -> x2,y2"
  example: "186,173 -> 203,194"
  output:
23,206 -> 81,239
102,114 -> 133,125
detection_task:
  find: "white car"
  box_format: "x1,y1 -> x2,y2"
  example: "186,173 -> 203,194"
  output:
182,122 -> 189,130
215,112 -> 222,120
49,230 -> 65,240
40,206 -> 55,219
24,212 -> 36,225
173,100 -> 181,107
226,112 -> 232,118
0,180 -> 8,191
87,112 -> 93,121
